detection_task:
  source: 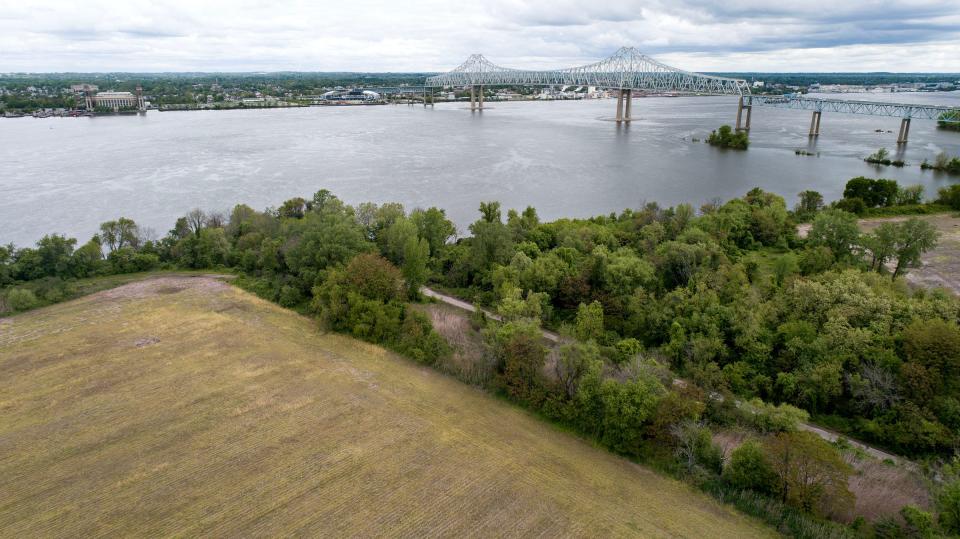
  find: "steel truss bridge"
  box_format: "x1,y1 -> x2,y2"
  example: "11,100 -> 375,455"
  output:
746,95 -> 959,121
417,46 -> 960,143
426,47 -> 750,97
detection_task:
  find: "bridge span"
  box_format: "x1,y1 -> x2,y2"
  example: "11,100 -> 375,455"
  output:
425,47 -> 959,143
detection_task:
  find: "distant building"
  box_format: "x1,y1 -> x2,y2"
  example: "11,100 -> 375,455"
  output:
320,89 -> 381,102
84,86 -> 145,111
71,84 -> 99,93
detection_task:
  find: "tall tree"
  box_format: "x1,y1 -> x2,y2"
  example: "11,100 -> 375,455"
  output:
891,218 -> 938,279
764,431 -> 853,516
807,209 -> 860,261
98,217 -> 139,252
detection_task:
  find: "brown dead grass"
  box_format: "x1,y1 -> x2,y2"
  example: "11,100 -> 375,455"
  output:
0,276 -> 773,538
845,454 -> 931,522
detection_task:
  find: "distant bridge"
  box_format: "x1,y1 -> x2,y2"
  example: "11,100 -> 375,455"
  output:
426,47 -> 749,122
422,47 -> 958,143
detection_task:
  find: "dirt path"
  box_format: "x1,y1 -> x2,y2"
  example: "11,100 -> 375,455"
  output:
798,423 -> 903,464
421,287 -> 560,343
422,286 -> 908,466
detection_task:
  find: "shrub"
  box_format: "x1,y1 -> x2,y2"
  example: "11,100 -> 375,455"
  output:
896,184 -> 925,205
938,185 -> 960,210
724,440 -> 777,495
864,148 -> 892,166
741,398 -> 810,433
834,197 -> 866,215
939,477 -> 960,534
899,505 -> 935,538
344,253 -> 405,303
278,284 -> 304,307
7,288 -> 39,311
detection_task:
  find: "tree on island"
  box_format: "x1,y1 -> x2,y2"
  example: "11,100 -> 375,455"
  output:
707,125 -> 749,150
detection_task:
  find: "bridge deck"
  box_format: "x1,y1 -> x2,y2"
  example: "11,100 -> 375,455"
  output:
746,95 -> 958,121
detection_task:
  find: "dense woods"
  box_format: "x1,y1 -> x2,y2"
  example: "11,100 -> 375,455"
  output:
4,181 -> 960,536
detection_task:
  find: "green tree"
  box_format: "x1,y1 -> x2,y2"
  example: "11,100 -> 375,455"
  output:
382,217 -> 418,266
554,340 -> 601,399
401,235 -> 430,298
468,203 -> 514,274
598,373 -> 665,455
574,301 -> 605,342
99,217 -> 139,251
891,218 -> 939,279
410,207 -> 456,257
795,190 -> 824,220
938,185 -> 960,210
903,319 -> 960,379
278,197 -> 307,219
489,320 -> 548,407
862,222 -> 898,272
940,477 -> 960,534
707,124 -> 749,150
807,209 -> 860,261
479,201 -> 502,223
724,439 -> 777,494
343,253 -> 405,302
764,431 -> 853,516
772,253 -> 799,286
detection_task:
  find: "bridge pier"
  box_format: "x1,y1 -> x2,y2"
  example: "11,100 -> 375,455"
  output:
808,111 -> 822,137
615,89 -> 632,122
735,96 -> 752,131
897,118 -> 911,144
469,85 -> 484,111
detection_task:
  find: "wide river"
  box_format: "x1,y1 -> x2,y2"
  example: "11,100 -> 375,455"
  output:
2,92 -> 959,246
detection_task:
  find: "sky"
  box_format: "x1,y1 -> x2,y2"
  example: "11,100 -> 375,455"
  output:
1,0 -> 959,73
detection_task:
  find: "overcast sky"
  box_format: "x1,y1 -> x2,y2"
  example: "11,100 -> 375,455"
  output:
2,0 -> 959,73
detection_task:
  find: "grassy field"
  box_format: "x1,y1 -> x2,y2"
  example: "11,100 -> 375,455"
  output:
0,275 -> 773,538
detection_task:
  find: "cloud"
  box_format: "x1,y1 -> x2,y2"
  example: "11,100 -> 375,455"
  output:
0,0 -> 957,72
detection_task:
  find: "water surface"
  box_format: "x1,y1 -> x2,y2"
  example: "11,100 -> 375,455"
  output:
1,92 -> 958,245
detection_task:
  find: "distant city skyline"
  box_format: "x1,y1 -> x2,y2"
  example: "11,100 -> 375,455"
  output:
2,0 -> 960,73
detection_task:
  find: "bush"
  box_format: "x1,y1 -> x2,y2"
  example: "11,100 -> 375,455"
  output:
864,148 -> 892,166
833,197 -> 866,215
741,398 -> 810,433
278,284 -> 304,307
938,185 -> 960,210
108,248 -> 160,274
7,288 -> 39,311
724,440 -> 777,494
939,478 -> 960,534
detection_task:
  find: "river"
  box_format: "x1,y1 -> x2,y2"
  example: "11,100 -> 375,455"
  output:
1,92 -> 959,246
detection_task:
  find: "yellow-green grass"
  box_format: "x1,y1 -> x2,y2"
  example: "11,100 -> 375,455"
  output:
0,276 -> 773,537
